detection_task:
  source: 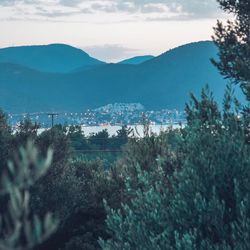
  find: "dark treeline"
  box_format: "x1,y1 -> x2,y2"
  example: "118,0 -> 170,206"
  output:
1,0 -> 250,249
66,125 -> 131,152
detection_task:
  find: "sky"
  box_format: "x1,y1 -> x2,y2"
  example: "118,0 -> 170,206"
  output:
0,0 -> 228,62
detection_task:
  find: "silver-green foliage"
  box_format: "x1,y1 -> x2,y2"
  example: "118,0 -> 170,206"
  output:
100,87 -> 250,250
0,141 -> 58,250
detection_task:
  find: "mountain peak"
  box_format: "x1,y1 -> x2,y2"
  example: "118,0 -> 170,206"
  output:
0,44 -> 105,73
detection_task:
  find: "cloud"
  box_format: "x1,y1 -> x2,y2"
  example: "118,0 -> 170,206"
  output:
141,4 -> 168,14
83,44 -> 139,62
87,0 -> 221,18
0,0 -> 15,6
58,0 -> 83,7
111,0 -> 221,19
174,0 -> 221,18
35,6 -> 92,17
0,0 -> 223,21
0,0 -> 41,6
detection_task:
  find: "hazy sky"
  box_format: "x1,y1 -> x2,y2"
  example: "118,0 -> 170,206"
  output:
0,0 -> 227,62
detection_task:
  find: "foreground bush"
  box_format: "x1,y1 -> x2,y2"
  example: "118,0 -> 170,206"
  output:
0,141 -> 57,250
100,87 -> 250,250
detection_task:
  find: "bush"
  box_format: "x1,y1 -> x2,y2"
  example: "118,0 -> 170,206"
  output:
100,86 -> 250,250
0,141 -> 57,250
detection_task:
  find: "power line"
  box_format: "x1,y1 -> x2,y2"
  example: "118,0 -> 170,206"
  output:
73,150 -> 123,153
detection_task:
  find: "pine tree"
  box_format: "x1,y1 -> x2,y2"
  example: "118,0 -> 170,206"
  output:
212,0 -> 250,99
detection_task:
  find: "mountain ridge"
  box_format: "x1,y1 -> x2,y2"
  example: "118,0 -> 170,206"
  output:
0,41 -> 242,113
118,55 -> 155,65
0,43 -> 105,73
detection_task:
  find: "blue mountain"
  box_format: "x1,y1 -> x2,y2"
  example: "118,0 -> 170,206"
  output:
0,41 -> 242,113
118,55 -> 154,65
0,44 -> 105,73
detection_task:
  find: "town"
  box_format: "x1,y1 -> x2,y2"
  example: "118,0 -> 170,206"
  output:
8,103 -> 186,128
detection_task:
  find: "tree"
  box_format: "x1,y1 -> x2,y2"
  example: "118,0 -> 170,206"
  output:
0,110 -> 12,174
89,130 -> 110,150
67,125 -> 89,151
100,88 -> 250,250
31,125 -> 71,218
110,126 -> 131,150
212,0 -> 250,99
12,118 -> 40,151
36,125 -> 70,166
186,85 -> 221,125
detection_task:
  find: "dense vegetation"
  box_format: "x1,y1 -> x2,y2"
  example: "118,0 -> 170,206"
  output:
1,0 -> 250,249
0,118 -> 132,249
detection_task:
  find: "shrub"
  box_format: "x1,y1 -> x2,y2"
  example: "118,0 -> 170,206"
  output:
0,141 -> 57,250
100,86 -> 250,250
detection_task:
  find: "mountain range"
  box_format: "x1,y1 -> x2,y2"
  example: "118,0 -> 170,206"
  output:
0,41 -> 242,113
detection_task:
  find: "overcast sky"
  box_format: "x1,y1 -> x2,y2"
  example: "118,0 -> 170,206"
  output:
0,0 -> 227,62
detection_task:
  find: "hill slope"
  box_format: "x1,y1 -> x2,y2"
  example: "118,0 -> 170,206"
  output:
0,44 -> 105,73
118,55 -> 154,65
0,41 -> 241,113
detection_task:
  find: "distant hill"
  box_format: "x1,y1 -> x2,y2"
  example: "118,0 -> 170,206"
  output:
0,41 -> 243,113
118,55 -> 154,65
0,44 -> 105,73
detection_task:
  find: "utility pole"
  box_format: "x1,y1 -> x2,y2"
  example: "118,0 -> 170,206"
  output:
47,113 -> 59,127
